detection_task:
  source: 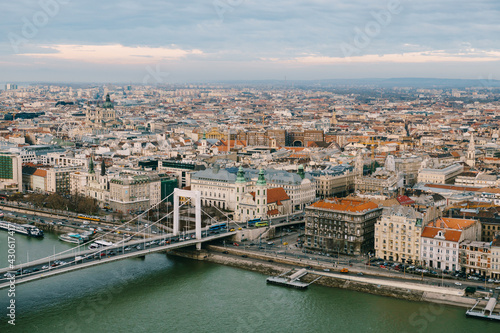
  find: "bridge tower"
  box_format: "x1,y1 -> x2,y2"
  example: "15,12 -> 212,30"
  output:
173,188 -> 202,250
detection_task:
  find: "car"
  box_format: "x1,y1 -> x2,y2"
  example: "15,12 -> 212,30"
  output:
380,265 -> 386,269
324,269 -> 331,272
32,268 -> 39,272
42,265 -> 49,270
340,268 -> 349,273
267,242 -> 274,245
241,255 -> 248,258
233,242 -> 239,246
455,282 -> 462,286
100,253 -> 106,257
230,228 -> 235,232
136,245 -> 142,250
3,272 -> 14,278
357,272 -> 364,276
222,251 -> 229,254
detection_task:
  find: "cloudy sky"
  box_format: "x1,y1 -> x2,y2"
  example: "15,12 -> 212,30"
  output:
1,0 -> 500,83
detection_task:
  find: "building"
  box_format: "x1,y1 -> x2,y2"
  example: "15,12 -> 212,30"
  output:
18,145 -> 66,164
160,160 -> 206,188
459,240 -> 491,277
235,168 -> 292,222
454,172 -> 497,188
304,198 -> 382,255
355,169 -> 404,198
190,166 -> 316,216
392,155 -> 423,187
374,206 -> 439,264
420,217 -> 481,272
46,166 -> 82,194
22,166 -> 47,192
109,173 -> 161,213
314,165 -> 355,199
417,163 -> 464,184
0,153 -> 22,192
491,236 -> 500,280
466,134 -> 476,168
86,94 -> 118,128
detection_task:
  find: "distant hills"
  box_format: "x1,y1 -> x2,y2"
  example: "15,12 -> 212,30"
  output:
5,78 -> 500,89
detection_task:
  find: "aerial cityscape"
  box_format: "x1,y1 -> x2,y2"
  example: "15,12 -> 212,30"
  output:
2,1 -> 500,332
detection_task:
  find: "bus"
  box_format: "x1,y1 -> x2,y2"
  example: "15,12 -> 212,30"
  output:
255,221 -> 269,227
209,222 -> 227,232
247,218 -> 261,227
77,214 -> 101,222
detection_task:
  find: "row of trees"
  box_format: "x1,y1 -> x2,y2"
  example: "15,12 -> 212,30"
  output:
23,193 -> 99,215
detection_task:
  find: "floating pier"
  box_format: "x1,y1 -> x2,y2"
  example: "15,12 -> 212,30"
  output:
267,268 -> 320,289
466,293 -> 500,321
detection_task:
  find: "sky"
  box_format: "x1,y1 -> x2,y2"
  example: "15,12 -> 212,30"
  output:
1,0 -> 500,83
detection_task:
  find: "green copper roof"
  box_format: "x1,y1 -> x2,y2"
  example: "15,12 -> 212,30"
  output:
256,168 -> 266,186
236,166 -> 245,183
89,157 -> 94,174
298,164 -> 305,179
103,93 -> 114,109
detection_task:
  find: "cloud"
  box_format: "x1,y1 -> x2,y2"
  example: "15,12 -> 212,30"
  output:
2,0 -> 500,81
19,44 -> 204,64
286,49 -> 500,65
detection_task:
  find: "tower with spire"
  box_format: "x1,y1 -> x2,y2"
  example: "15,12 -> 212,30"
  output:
256,169 -> 267,219
235,166 -> 246,220
466,133 -> 476,168
101,158 -> 106,176
88,156 -> 95,174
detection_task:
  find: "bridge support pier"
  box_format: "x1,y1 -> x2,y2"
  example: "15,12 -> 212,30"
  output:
196,242 -> 202,251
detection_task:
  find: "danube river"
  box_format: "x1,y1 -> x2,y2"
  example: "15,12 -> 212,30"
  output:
0,231 -> 499,333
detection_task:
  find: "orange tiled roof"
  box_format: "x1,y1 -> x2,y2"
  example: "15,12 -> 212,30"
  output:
421,217 -> 477,242
425,184 -> 480,192
33,169 -> 47,177
421,226 -> 462,242
267,187 -> 290,205
309,199 -> 379,213
267,209 -> 280,216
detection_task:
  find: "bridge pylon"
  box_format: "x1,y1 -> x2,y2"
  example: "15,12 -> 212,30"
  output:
173,189 -> 202,247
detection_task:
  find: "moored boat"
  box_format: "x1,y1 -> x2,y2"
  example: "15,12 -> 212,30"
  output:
0,220 -> 44,238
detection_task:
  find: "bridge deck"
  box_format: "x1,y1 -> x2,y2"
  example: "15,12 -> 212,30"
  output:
0,231 -> 236,290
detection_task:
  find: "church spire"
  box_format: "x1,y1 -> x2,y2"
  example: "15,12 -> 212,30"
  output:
101,158 -> 106,176
89,156 -> 94,174
256,169 -> 266,186
466,133 -> 476,168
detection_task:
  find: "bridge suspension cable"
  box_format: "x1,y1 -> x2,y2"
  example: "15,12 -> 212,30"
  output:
17,191 -> 179,266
